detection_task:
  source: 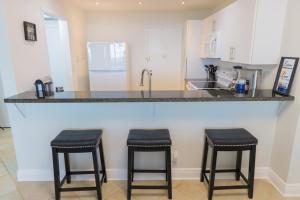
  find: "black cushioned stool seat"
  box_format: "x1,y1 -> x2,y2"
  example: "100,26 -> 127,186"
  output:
51,129 -> 107,200
51,129 -> 103,148
127,129 -> 171,146
205,128 -> 258,147
200,128 -> 258,200
127,129 -> 172,200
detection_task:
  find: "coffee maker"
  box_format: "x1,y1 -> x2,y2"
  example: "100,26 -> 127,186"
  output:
34,77 -> 54,98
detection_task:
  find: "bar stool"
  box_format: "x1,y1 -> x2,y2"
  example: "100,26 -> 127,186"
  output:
51,129 -> 107,200
127,129 -> 172,200
200,128 -> 258,200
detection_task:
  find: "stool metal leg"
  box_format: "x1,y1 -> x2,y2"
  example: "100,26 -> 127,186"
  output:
127,147 -> 133,200
52,148 -> 61,200
166,147 -> 172,199
208,148 -> 218,200
64,153 -> 71,184
99,140 -> 107,183
235,151 -> 242,181
92,149 -> 102,200
200,137 -> 209,182
248,146 -> 256,199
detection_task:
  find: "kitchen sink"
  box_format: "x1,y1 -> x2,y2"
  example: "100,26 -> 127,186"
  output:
203,89 -> 234,97
187,80 -> 230,91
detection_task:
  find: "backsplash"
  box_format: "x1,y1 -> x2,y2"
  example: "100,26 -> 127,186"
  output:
202,59 -> 278,89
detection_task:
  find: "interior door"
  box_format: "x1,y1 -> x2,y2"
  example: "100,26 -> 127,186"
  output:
146,26 -> 183,90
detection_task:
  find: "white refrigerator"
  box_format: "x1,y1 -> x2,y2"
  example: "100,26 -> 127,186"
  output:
87,42 -> 129,91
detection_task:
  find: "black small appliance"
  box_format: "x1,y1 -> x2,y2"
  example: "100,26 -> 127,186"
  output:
34,78 -> 54,98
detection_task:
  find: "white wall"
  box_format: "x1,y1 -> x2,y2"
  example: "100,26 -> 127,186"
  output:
60,2 -> 88,91
2,0 -> 58,93
0,75 -> 10,127
0,0 -> 16,128
270,0 -> 300,184
0,0 -> 86,93
0,2 -> 213,93
85,11 -> 210,90
44,19 -> 74,91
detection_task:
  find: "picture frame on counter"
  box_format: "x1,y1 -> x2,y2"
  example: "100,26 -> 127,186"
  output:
23,21 -> 37,41
273,57 -> 299,96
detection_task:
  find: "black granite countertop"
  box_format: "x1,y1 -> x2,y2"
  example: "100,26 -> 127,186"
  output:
4,90 -> 294,103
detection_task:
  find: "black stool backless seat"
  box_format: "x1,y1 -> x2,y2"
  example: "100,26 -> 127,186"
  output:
200,128 -> 258,200
127,129 -> 172,200
51,129 -> 107,200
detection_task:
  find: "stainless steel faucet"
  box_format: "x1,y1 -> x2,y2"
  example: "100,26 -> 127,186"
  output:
140,69 -> 152,91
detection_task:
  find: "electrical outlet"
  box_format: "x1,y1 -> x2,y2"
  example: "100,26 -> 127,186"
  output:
172,150 -> 178,164
229,46 -> 236,61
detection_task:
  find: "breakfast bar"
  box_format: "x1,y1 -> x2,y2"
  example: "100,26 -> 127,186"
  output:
4,90 -> 294,103
4,90 -> 294,183
2,0 -> 300,198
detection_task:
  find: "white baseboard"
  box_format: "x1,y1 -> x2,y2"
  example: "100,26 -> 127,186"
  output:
268,169 -> 300,197
17,167 -> 269,181
17,167 -> 299,197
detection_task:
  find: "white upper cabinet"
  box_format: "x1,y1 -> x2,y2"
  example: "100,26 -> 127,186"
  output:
200,14 -> 221,58
185,20 -> 203,58
201,0 -> 288,65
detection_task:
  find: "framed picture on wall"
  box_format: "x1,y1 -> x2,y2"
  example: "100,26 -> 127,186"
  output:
23,21 -> 37,41
273,57 -> 299,96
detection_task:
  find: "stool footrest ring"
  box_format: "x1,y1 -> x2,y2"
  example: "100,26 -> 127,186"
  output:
203,170 -> 249,185
204,169 -> 237,173
133,169 -> 167,173
60,171 -> 106,188
69,170 -> 104,175
61,187 -> 97,192
214,185 -> 249,190
131,185 -> 169,190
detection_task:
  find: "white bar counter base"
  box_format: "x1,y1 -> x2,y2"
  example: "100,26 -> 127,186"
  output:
4,90 -> 298,196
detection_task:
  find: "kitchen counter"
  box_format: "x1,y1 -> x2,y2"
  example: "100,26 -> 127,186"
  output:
5,89 -> 290,182
4,90 -> 294,103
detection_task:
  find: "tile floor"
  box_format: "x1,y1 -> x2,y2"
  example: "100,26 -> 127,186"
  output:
0,129 -> 299,200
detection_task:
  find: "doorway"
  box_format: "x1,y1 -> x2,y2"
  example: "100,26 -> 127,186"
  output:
44,14 -> 74,91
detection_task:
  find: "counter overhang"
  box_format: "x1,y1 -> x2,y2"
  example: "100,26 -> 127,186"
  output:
4,90 -> 295,103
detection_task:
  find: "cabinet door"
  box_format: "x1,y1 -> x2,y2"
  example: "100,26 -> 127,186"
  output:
200,17 -> 210,58
219,0 -> 257,63
251,0 -> 288,64
200,15 -> 217,58
185,20 -> 202,58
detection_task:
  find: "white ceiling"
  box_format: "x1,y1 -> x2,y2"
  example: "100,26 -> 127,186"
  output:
70,0 -> 234,11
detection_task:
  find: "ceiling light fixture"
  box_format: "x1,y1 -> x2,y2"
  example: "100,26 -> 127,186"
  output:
95,2 -> 100,5
138,1 -> 143,5
181,1 -> 185,5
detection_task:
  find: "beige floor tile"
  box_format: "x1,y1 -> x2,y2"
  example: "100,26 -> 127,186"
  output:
0,161 -> 8,177
0,158 -> 17,182
0,174 -> 18,196
0,190 -> 23,200
1,129 -> 300,200
17,181 -> 54,200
